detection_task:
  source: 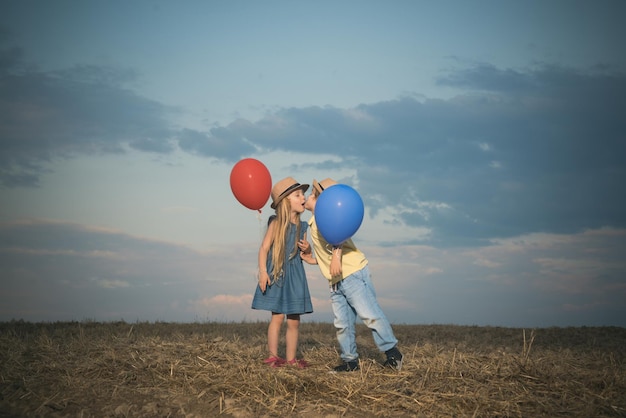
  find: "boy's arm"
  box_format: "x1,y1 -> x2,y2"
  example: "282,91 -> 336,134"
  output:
300,250 -> 317,265
329,245 -> 343,278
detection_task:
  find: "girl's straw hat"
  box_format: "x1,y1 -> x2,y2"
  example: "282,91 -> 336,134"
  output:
312,178 -> 337,195
271,177 -> 310,209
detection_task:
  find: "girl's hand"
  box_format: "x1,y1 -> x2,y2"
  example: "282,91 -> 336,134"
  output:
258,271 -> 270,293
298,239 -> 311,254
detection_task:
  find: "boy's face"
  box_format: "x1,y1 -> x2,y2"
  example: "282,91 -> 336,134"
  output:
304,192 -> 316,212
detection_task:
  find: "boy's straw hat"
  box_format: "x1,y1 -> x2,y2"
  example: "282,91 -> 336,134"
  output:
312,178 -> 337,195
271,177 -> 310,209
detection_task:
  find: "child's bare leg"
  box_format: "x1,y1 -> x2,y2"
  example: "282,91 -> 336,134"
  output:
285,314 -> 300,361
268,312 -> 284,357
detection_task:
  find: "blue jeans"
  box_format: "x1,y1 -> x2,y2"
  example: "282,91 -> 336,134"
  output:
330,265 -> 398,362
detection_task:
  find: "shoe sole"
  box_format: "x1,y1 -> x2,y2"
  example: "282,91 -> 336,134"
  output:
383,357 -> 403,371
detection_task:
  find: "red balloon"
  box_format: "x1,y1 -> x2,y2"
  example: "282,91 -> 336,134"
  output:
230,158 -> 272,211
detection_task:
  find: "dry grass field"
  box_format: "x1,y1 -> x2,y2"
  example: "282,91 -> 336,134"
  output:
0,321 -> 624,417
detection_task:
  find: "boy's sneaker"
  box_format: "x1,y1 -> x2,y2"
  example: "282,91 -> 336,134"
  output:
383,347 -> 403,371
332,360 -> 359,372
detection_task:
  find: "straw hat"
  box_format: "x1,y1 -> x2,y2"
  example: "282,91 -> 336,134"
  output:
270,177 -> 310,209
312,178 -> 337,195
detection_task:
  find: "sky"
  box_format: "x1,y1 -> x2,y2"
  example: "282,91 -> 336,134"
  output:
1,0 -> 625,328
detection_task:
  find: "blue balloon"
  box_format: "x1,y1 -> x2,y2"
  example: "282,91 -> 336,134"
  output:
315,184 -> 364,246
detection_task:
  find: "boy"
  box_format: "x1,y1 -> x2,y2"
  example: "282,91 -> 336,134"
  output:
300,178 -> 403,372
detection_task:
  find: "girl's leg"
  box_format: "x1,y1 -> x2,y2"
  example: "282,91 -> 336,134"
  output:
268,312 -> 285,358
285,314 -> 300,361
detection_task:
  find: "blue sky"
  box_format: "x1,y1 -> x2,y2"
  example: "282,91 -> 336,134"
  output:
1,0 -> 625,327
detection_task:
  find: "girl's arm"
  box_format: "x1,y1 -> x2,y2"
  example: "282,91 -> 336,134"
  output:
297,232 -> 311,254
299,232 -> 316,264
258,221 -> 275,293
298,232 -> 317,264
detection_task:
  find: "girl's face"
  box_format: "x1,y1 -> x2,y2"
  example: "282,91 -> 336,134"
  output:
287,189 -> 306,214
304,192 -> 316,212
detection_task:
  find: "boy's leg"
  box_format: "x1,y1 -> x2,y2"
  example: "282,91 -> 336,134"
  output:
342,266 -> 398,353
330,287 -> 358,363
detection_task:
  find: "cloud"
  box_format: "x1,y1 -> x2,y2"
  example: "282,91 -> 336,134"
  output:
0,219 -> 624,326
201,64 -> 626,244
0,219 -> 246,321
436,63 -> 536,93
0,41 -> 178,187
188,294 -> 260,322
92,278 -> 131,289
2,31 -> 625,246
177,126 -> 256,160
0,37 -> 260,186
360,226 -> 626,326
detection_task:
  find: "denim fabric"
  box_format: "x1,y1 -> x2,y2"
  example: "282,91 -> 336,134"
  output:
330,265 -> 398,362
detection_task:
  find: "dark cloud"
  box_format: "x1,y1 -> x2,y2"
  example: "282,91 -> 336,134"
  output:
0,45 -> 21,73
205,65 -> 626,244
177,126 -> 256,160
2,32 -> 625,245
0,40 -> 178,187
437,63 -> 535,93
0,35 -> 264,186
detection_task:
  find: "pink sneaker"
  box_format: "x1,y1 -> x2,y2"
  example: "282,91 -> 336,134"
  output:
285,358 -> 309,368
263,356 -> 285,367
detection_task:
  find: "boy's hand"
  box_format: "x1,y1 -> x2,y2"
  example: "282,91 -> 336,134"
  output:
330,246 -> 342,277
330,256 -> 342,277
300,251 -> 316,265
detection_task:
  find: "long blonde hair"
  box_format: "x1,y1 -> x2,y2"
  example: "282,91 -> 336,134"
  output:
269,196 -> 302,281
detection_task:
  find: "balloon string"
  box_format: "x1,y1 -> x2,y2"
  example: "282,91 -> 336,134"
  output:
254,210 -> 263,283
257,211 -> 263,242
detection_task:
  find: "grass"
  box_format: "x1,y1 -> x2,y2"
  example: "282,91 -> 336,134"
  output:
1,321 -> 625,417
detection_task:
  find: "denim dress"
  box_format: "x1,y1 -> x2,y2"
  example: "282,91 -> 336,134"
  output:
251,221 -> 313,315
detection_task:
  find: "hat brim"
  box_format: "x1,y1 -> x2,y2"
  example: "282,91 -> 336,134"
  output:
312,179 -> 322,195
270,183 -> 310,209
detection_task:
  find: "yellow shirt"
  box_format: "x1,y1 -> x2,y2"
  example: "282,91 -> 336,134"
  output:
308,215 -> 368,285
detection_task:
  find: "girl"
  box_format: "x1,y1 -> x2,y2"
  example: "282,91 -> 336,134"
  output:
251,177 -> 313,368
